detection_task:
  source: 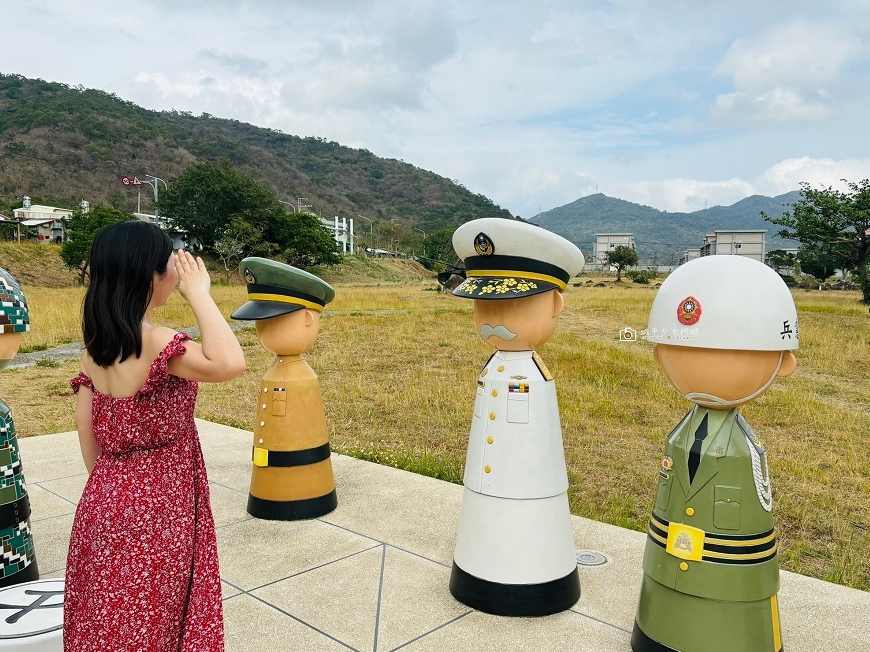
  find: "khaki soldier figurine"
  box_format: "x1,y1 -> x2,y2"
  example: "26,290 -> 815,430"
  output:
449,218 -> 584,616
231,258 -> 338,520
632,255 -> 798,652
0,268 -> 38,585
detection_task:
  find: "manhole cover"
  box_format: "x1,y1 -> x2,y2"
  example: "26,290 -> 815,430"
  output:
576,550 -> 608,566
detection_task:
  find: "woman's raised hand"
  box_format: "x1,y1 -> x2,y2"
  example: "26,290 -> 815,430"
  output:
175,250 -> 211,302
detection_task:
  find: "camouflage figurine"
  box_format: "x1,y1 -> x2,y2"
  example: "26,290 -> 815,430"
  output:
633,255 -> 798,652
0,268 -> 38,586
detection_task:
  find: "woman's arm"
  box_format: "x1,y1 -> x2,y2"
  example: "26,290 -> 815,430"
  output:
167,251 -> 246,383
75,385 -> 100,473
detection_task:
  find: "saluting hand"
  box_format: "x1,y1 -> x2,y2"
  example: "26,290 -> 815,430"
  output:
175,250 -> 211,302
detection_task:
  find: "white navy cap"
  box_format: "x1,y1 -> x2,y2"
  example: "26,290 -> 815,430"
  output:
647,255 -> 799,351
452,218 -> 584,299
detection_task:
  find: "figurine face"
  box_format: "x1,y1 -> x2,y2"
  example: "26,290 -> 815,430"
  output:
473,290 -> 564,351
255,309 -> 320,355
0,332 -> 22,371
654,344 -> 797,409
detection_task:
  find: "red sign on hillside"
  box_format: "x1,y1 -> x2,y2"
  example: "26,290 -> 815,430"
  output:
121,176 -> 143,188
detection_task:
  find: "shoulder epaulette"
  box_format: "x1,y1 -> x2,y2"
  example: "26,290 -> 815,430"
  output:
532,351 -> 554,381
479,352 -> 496,377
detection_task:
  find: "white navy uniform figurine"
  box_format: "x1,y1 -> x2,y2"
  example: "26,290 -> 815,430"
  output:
449,217 -> 585,616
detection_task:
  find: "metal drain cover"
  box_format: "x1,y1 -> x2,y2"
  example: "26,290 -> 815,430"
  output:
576,550 -> 608,566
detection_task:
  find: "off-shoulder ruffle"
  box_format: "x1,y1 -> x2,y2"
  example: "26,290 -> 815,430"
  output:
140,332 -> 190,395
70,372 -> 94,394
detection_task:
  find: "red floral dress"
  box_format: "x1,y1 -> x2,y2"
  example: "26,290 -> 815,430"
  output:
65,333 -> 223,651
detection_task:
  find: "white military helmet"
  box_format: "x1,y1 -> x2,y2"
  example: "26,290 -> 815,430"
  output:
647,255 -> 798,351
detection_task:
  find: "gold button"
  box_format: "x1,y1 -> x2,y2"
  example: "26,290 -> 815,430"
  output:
260,421 -> 265,427
491,390 -> 498,397
262,404 -> 267,410
487,437 -> 494,444
484,465 -> 491,473
497,365 -> 505,372
263,388 -> 268,393
489,412 -> 496,420
679,562 -> 688,572
685,507 -> 695,516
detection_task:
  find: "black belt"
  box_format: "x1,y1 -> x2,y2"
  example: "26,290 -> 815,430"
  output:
648,511 -> 777,565
0,496 -> 31,526
252,443 -> 331,467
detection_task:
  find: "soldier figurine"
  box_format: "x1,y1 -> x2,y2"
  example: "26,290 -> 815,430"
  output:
0,268 -> 38,586
231,258 -> 338,520
632,255 -> 798,652
448,218 -> 584,616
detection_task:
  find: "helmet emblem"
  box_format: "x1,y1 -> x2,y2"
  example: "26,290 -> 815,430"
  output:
244,268 -> 257,284
677,296 -> 702,325
474,232 -> 495,256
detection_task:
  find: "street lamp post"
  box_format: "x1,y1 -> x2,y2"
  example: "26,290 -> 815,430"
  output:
413,227 -> 426,257
357,215 -> 373,253
141,174 -> 167,222
278,200 -> 297,212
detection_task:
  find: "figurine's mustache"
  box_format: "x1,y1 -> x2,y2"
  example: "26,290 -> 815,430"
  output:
479,324 -> 517,340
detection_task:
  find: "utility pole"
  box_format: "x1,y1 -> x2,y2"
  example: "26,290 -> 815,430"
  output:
141,175 -> 167,222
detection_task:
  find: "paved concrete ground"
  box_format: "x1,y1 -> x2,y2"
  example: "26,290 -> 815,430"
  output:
21,421 -> 870,651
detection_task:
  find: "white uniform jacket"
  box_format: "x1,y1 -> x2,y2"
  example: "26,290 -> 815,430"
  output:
464,350 -> 569,500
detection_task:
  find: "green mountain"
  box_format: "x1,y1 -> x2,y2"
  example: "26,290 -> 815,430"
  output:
0,74 -> 511,232
532,192 -> 801,261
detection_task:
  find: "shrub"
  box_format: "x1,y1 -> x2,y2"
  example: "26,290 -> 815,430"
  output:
625,270 -> 656,284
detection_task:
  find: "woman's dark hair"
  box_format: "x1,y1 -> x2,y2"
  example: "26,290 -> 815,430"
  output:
83,221 -> 174,367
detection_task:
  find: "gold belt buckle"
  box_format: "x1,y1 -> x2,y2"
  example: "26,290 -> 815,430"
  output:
253,447 -> 269,467
665,522 -> 704,562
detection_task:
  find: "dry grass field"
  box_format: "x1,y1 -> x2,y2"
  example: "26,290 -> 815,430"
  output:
3,278 -> 869,591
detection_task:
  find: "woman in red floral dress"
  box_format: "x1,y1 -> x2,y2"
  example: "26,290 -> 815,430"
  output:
66,221 -> 246,651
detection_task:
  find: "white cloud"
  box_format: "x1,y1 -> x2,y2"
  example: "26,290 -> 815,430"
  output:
711,20 -> 864,125
754,157 -> 870,195
606,178 -> 755,213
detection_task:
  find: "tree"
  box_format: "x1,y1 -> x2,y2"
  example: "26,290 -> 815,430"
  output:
275,213 -> 342,268
604,244 -> 638,282
213,217 -> 277,283
159,160 -> 284,250
797,245 -> 839,283
60,205 -> 131,284
763,180 -> 870,305
418,227 -> 458,270
767,249 -> 798,275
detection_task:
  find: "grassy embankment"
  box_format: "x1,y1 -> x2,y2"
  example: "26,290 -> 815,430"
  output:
3,257 -> 869,592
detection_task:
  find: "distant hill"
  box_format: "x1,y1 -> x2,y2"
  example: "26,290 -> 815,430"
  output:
533,192 -> 802,261
0,74 -> 511,232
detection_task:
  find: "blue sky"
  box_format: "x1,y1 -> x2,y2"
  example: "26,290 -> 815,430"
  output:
3,0 -> 870,215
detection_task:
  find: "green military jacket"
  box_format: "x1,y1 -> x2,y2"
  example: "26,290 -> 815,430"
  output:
642,406 -> 779,603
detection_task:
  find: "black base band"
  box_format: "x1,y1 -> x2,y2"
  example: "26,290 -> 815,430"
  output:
449,562 -> 580,616
0,560 -> 39,588
247,490 -> 337,521
631,620 -> 784,652
0,495 -> 31,526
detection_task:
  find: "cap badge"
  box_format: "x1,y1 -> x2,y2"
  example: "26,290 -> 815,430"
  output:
474,232 -> 495,256
662,456 -> 674,471
244,268 -> 257,284
677,296 -> 702,325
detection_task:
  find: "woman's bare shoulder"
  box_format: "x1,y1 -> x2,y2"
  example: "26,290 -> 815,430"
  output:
142,326 -> 180,355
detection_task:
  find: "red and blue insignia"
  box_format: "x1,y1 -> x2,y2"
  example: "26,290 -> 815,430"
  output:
677,296 -> 702,325
508,382 -> 529,393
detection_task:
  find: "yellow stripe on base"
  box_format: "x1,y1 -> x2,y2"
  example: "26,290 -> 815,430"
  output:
705,531 -> 777,547
771,595 -> 782,651
247,293 -> 325,312
468,270 -> 568,291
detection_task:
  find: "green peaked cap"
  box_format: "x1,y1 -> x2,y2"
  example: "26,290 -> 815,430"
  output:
231,257 -> 335,321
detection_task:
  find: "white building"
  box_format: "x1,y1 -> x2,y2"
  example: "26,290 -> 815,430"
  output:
320,216 -> 355,254
679,248 -> 701,265
12,197 -> 76,243
699,230 -> 766,263
588,233 -> 635,270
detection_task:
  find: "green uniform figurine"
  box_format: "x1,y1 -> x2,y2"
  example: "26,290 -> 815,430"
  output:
633,255 -> 798,652
0,268 -> 38,586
